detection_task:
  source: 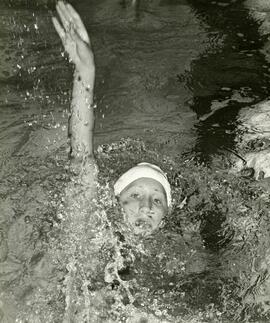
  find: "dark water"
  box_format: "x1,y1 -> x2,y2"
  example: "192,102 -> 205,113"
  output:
1,0 -> 269,159
186,0 -> 270,160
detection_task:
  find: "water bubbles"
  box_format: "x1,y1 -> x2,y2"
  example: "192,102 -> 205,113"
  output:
24,216 -> 31,224
26,120 -> 38,127
50,122 -> 61,129
18,37 -> 24,47
28,66 -> 37,74
23,24 -> 30,32
57,213 -> 64,220
237,33 -> 244,38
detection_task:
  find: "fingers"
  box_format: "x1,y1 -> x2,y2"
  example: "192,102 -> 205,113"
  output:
53,2 -> 78,49
52,13 -> 81,47
55,1 -> 90,45
52,16 -> 65,42
66,3 -> 90,44
52,1 -> 93,66
52,15 -> 75,60
66,3 -> 81,22
56,1 -> 72,32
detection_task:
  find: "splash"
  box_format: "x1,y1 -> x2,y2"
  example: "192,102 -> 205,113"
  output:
0,138 -> 270,322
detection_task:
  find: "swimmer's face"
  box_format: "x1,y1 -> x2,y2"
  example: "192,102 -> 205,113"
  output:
118,177 -> 168,235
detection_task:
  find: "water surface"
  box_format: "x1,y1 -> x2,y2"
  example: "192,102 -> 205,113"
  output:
1,0 -> 270,322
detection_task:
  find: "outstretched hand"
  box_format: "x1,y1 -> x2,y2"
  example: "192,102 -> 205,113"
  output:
52,1 -> 95,79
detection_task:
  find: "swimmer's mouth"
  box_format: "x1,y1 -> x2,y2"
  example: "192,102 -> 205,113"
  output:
133,219 -> 153,234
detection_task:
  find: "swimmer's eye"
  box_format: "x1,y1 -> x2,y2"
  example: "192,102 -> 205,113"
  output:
131,193 -> 140,199
154,198 -> 162,205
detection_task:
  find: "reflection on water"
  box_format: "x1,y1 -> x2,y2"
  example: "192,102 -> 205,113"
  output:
186,0 -> 270,161
1,0 -> 270,322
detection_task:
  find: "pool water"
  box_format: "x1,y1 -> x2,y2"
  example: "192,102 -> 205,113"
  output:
187,0 -> 270,161
1,0 -> 270,322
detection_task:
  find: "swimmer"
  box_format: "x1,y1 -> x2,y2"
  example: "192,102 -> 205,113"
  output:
52,1 -> 171,236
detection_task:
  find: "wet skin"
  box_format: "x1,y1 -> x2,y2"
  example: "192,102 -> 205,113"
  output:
119,177 -> 168,235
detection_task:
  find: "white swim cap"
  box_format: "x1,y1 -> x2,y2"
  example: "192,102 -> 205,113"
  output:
114,162 -> 171,207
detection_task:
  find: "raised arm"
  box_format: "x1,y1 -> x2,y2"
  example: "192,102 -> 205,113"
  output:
52,1 -> 95,162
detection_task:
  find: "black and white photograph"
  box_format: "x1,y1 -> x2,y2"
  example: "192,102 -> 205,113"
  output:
1,0 -> 270,322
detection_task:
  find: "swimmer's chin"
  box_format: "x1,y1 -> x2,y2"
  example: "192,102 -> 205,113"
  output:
124,216 -> 161,236
132,222 -> 158,236
133,227 -> 152,236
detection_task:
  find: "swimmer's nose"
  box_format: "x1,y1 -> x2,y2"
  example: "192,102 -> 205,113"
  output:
139,196 -> 152,216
